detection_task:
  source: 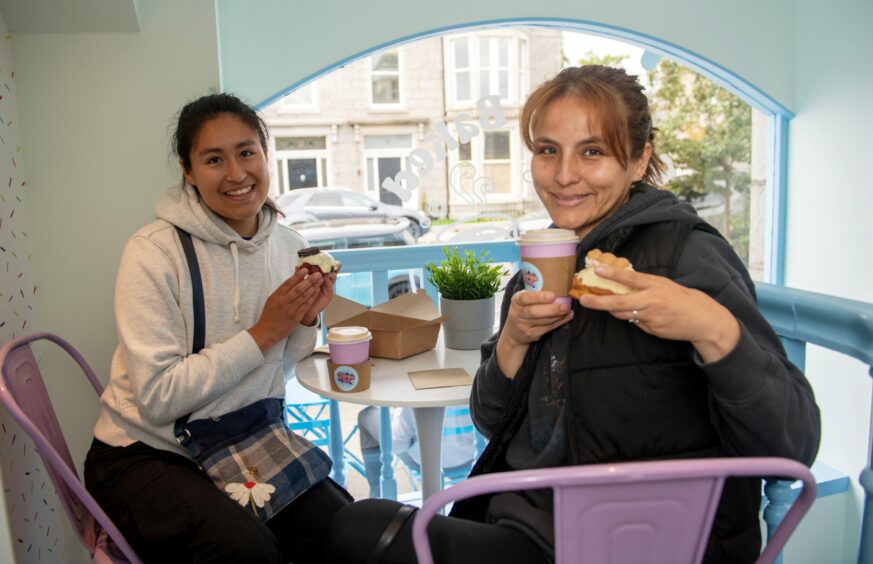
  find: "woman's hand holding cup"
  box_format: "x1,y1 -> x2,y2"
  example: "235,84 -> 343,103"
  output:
496,289 -> 573,379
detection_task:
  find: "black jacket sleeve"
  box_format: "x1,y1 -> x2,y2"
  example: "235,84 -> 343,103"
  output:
470,272 -> 524,438
676,230 -> 821,465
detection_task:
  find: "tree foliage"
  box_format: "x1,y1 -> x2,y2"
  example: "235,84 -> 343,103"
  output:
646,60 -> 752,244
572,53 -> 753,259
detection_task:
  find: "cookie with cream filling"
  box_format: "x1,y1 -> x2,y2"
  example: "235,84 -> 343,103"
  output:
295,247 -> 339,275
569,249 -> 634,298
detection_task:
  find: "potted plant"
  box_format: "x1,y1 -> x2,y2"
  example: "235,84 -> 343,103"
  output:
425,246 -> 508,350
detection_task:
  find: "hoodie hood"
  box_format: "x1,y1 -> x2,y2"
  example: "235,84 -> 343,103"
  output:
579,184 -> 721,257
155,184 -> 277,250
155,184 -> 280,322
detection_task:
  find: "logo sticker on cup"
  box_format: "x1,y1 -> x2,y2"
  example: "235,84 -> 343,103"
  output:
333,365 -> 360,392
520,262 -> 544,291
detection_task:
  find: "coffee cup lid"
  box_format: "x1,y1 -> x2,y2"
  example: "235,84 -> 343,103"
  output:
327,326 -> 372,343
517,228 -> 579,244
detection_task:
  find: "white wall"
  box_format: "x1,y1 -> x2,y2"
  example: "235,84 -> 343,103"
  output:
786,0 -> 873,559
0,11 -> 59,564
2,0 -> 220,561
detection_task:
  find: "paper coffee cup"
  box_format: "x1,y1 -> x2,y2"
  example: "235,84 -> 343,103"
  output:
328,360 -> 372,393
516,228 -> 580,308
326,326 -> 372,364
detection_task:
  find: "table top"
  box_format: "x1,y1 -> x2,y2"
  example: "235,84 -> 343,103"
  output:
295,333 -> 480,408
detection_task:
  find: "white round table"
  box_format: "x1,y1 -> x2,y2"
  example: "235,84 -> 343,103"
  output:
295,334 -> 480,502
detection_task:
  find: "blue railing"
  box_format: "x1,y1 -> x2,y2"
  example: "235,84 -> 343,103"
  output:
324,240 -> 873,562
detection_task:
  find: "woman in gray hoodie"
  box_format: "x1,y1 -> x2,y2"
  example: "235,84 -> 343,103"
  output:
84,93 -> 350,563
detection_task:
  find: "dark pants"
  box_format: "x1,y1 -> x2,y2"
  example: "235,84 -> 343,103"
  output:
85,438 -> 351,564
328,499 -> 549,564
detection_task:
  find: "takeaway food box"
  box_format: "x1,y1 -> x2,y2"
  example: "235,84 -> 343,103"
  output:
322,290 -> 443,359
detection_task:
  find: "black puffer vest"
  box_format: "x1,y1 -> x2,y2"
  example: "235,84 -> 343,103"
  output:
453,218 -> 762,563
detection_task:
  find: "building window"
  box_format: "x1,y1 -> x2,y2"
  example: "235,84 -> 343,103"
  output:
279,83 -> 317,111
453,129 -> 517,201
363,134 -> 412,205
274,136 -> 329,193
446,34 -> 527,106
370,48 -> 401,106
483,131 -> 512,195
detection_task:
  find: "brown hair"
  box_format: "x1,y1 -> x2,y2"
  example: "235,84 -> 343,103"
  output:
520,65 -> 665,186
172,92 -> 282,215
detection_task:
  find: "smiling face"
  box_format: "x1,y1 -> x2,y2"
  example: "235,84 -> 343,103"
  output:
530,95 -> 651,239
182,113 -> 270,237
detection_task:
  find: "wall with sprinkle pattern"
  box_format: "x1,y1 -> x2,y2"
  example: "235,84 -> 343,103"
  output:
0,11 -> 70,564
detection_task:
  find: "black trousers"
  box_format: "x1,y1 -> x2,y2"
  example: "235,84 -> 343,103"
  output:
85,438 -> 351,564
328,499 -> 549,564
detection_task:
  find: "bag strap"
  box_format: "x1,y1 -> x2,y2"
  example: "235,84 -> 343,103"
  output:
365,504 -> 417,564
173,226 -> 205,449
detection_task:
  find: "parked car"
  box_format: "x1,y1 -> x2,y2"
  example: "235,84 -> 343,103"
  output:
276,187 -> 431,238
289,216 -> 421,305
291,216 -> 415,250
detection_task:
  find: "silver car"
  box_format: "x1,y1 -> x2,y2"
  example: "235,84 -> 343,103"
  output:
276,187 -> 431,239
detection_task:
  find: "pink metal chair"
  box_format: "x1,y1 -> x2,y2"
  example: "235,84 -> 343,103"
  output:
412,457 -> 816,564
0,332 -> 143,564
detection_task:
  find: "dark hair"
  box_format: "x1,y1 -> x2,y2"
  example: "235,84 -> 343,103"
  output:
172,92 -> 270,178
520,65 -> 665,186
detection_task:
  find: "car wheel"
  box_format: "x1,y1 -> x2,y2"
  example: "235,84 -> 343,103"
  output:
388,279 -> 412,299
388,274 -> 422,299
407,221 -> 422,239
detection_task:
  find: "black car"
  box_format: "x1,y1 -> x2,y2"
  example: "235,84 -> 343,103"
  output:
276,187 -> 431,238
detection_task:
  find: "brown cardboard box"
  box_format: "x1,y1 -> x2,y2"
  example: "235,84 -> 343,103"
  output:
323,289 -> 443,359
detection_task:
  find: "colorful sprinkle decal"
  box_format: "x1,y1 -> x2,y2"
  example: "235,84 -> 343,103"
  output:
0,17 -> 69,562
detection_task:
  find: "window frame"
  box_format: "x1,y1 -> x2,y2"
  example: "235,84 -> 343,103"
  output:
272,133 -> 331,195
368,47 -> 404,108
444,31 -> 528,109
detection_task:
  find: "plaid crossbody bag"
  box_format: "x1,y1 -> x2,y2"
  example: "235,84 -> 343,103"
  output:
172,227 -> 332,522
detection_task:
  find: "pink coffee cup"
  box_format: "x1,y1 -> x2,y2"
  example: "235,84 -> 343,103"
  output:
517,228 -> 580,309
326,326 -> 372,364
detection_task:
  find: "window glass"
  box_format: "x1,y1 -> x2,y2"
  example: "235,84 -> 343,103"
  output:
458,141 -> 472,162
287,159 -> 318,189
308,192 -> 343,206
264,28 -> 772,281
276,137 -> 326,151
454,39 -> 469,68
280,83 -> 316,107
343,193 -> 375,207
456,73 -> 471,101
484,131 -> 510,159
372,51 -> 398,71
371,48 -> 401,105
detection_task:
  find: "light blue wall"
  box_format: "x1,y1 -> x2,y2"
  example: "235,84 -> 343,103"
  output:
217,0 -> 796,110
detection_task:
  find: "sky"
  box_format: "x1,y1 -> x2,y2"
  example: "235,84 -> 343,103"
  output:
561,31 -> 650,86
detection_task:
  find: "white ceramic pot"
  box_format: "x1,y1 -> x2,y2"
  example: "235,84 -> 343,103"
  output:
439,295 -> 496,350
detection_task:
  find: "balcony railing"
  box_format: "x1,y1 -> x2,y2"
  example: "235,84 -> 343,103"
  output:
323,240 -> 873,563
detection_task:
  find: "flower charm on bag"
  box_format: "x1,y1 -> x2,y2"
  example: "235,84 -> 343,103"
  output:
225,466 -> 275,515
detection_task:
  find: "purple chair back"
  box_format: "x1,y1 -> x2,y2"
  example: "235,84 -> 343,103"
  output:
0,332 -> 142,564
412,457 -> 816,564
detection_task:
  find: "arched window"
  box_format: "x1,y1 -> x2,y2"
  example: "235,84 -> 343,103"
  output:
252,21 -> 790,284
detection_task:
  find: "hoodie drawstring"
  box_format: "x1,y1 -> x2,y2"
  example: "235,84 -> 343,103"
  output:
265,238 -> 274,289
230,241 -> 240,323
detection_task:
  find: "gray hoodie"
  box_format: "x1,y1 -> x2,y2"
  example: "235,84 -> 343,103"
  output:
94,185 -> 317,456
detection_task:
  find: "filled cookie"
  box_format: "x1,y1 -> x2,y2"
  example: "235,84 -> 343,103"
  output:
569,249 -> 634,298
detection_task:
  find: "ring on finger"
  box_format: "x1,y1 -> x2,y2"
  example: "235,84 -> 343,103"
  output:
628,309 -> 640,325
